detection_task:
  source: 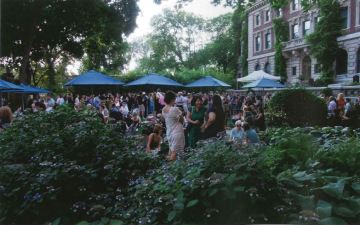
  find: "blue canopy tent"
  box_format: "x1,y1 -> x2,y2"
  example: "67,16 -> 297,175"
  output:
6,83 -> 51,94
125,73 -> 183,88
186,76 -> 231,89
64,70 -> 125,87
242,78 -> 285,89
0,80 -> 24,107
0,79 -> 24,91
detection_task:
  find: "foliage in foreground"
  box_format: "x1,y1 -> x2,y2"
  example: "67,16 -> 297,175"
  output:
0,108 -> 360,225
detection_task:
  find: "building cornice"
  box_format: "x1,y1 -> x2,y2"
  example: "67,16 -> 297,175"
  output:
247,0 -> 270,13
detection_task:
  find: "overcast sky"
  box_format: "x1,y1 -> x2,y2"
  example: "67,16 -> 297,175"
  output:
67,0 -> 234,74
129,0 -> 234,40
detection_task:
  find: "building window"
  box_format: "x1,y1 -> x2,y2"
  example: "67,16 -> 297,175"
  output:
255,64 -> 261,71
265,33 -> 271,49
292,24 -> 299,39
265,10 -> 271,22
255,36 -> 261,51
340,7 -> 349,29
357,48 -> 360,73
292,67 -> 297,76
303,20 -> 311,36
292,0 -> 299,11
276,8 -> 283,17
255,14 -> 260,26
314,64 -> 322,74
264,62 -> 271,73
314,16 -> 321,28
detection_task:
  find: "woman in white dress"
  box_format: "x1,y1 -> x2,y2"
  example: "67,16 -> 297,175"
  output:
162,91 -> 185,161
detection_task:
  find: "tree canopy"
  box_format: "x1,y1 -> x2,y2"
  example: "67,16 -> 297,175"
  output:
1,0 -> 138,88
130,8 -> 242,85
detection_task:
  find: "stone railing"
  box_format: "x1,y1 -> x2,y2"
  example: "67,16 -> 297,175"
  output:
282,38 -> 309,51
229,85 -> 360,97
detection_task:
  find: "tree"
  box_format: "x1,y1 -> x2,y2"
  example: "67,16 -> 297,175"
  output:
303,0 -> 343,84
1,0 -> 138,88
192,13 -> 237,74
138,9 -> 206,72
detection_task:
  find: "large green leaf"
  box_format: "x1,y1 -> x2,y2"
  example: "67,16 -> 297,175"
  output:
186,199 -> 199,208
319,217 -> 348,225
334,205 -> 356,218
293,171 -> 316,182
97,218 -> 110,225
294,194 -> 315,210
167,210 -> 177,222
346,197 -> 360,214
320,179 -> 346,199
316,200 -> 332,218
351,182 -> 360,194
76,222 -> 89,225
109,219 -> 123,225
51,218 -> 61,225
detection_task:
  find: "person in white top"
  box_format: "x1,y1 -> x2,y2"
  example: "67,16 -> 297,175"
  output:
74,95 -> 81,110
162,91 -> 185,161
56,95 -> 65,106
120,102 -> 129,118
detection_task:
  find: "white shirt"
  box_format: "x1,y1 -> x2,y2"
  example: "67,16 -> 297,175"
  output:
56,97 -> 65,105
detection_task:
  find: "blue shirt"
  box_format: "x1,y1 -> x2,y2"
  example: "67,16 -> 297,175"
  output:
245,129 -> 260,144
230,128 -> 244,141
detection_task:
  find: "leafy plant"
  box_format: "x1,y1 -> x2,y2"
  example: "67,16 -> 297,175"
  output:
1,108 -> 360,225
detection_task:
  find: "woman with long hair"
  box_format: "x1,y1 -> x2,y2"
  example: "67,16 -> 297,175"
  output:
186,95 -> 206,147
162,91 -> 185,161
0,106 -> 13,132
202,94 -> 225,139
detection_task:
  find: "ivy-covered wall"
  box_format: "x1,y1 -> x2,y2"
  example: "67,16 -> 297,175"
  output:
304,0 -> 343,85
270,0 -> 289,82
240,12 -> 248,77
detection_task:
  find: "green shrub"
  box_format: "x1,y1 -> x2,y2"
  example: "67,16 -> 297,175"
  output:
268,88 -> 328,127
316,138 -> 360,175
0,107 -> 160,225
1,110 -> 360,225
122,142 -> 286,225
259,133 -> 317,173
321,87 -> 333,97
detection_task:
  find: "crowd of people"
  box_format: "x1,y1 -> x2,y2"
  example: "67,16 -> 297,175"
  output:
1,89 -> 360,161
325,92 -> 360,126
0,90 -> 269,160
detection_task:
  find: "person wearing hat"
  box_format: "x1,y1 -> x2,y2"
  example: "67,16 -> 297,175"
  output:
230,120 -> 244,142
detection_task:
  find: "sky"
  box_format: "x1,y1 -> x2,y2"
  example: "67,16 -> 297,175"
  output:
129,0 -> 234,41
67,0 -> 234,74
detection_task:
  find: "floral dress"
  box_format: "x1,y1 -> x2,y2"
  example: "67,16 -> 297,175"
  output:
162,107 -> 185,154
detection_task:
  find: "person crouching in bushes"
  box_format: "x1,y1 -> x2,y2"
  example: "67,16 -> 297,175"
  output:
230,120 -> 244,143
128,111 -> 141,134
0,106 -> 13,132
243,122 -> 260,145
100,104 -> 110,124
146,124 -> 163,155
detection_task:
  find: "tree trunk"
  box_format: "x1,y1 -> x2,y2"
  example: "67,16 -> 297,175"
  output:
19,0 -> 45,83
46,56 -> 56,89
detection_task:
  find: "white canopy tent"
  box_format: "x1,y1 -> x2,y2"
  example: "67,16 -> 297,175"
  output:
237,70 -> 281,82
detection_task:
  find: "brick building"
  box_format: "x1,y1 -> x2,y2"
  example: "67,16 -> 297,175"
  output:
246,0 -> 360,84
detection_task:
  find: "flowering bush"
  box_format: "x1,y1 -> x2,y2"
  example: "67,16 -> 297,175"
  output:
0,107 -> 160,225
0,108 -> 359,225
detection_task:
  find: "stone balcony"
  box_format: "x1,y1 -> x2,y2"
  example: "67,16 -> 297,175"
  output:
282,37 -> 309,52
282,37 -> 310,58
